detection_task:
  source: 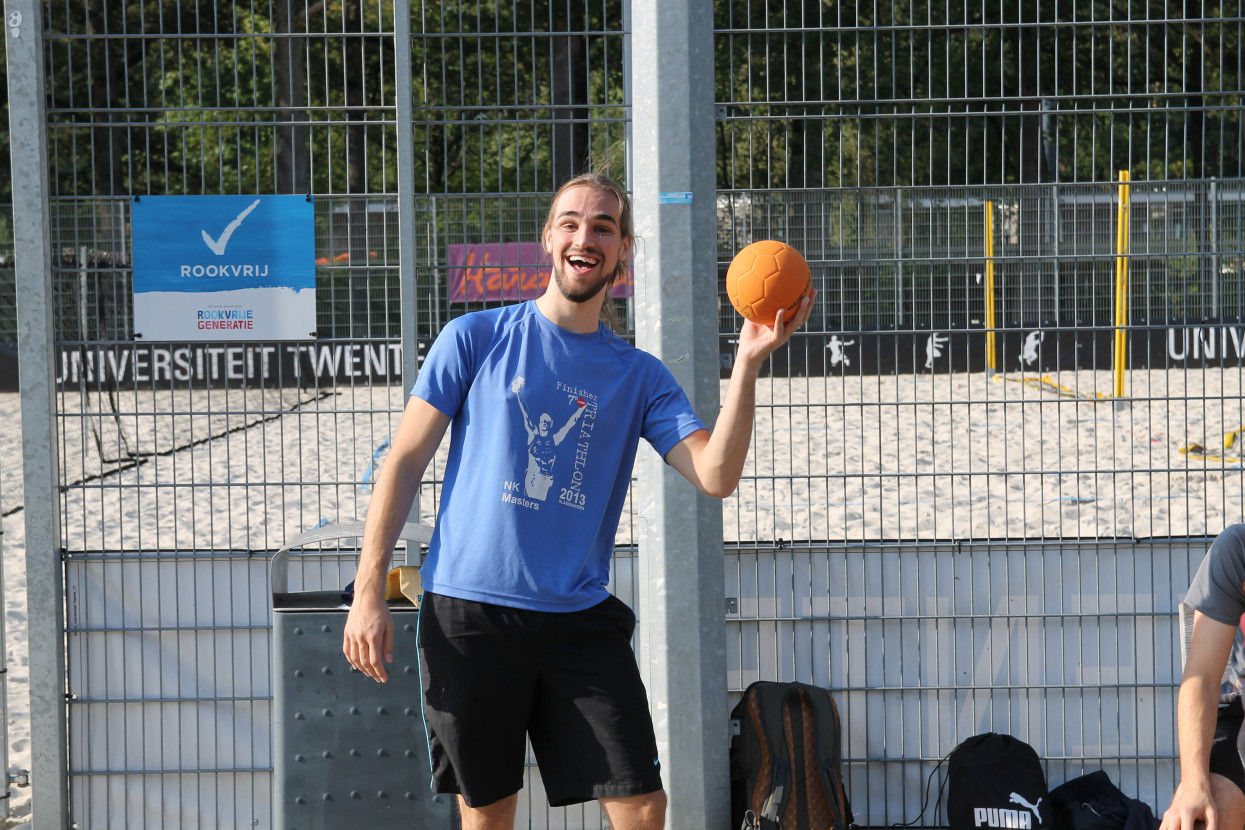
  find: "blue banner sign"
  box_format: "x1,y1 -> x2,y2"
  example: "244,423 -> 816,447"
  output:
132,195 -> 316,340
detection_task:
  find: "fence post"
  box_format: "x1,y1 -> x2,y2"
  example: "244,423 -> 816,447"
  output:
4,0 -> 71,826
897,189 -> 904,327
1210,179 -> 1219,319
393,0 -> 426,529
391,19 -> 457,828
985,201 -> 997,370
1113,170 -> 1131,398
1051,185 -> 1061,323
395,0 -> 418,393
631,0 -> 727,827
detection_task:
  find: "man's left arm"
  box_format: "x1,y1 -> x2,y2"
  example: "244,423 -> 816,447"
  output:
666,292 -> 815,498
1161,610 -> 1237,830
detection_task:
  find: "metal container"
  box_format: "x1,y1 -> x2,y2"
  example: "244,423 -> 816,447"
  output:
270,521 -> 456,829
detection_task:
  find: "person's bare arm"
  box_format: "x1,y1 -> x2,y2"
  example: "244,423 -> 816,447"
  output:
342,396 -> 450,682
1161,611 -> 1237,830
665,293 -> 815,498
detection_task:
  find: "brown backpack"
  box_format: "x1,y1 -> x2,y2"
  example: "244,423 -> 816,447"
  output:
729,681 -> 854,830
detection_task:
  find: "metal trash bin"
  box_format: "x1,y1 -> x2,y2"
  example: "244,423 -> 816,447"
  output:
271,521 -> 456,829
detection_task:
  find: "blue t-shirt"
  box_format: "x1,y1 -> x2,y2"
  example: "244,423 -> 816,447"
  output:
412,301 -> 707,612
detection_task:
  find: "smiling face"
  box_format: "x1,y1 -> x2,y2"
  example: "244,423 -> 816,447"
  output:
542,183 -> 633,306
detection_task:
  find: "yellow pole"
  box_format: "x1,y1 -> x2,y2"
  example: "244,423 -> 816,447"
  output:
1113,170 -> 1131,398
985,201 -> 996,370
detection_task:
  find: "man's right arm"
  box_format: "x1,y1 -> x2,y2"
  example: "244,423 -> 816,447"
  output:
1162,611 -> 1237,830
342,396 -> 451,682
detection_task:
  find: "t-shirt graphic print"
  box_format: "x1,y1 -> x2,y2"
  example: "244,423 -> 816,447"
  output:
508,374 -> 595,508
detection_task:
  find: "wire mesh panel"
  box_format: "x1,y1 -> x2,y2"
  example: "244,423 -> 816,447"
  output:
725,538 -> 1200,825
13,0 -> 1245,827
39,0 -> 408,826
712,1 -> 1245,826
64,553 -> 274,829
407,0 -> 629,195
714,0 -> 1245,189
0,204 -> 15,343
718,182 -> 1245,541
43,1 -> 398,199
36,0 -> 632,826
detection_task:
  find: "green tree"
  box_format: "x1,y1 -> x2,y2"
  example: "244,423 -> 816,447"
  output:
407,0 -> 625,196
713,0 -> 1243,189
41,0 -> 399,198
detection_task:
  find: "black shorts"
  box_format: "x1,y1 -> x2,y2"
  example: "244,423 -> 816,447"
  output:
1211,697 -> 1245,795
416,591 -> 664,808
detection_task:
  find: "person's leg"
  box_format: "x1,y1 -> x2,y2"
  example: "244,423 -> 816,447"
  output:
1211,774 -> 1245,830
599,790 -> 667,830
1210,698 -> 1245,830
527,595 -> 664,807
418,594 -> 536,808
458,793 -> 520,830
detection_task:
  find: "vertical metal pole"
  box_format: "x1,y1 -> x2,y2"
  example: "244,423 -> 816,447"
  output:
622,0 -> 635,334
631,0 -> 726,827
394,0 -> 427,532
395,0 -> 419,393
1113,170 -> 1131,399
4,0 -> 70,826
394,5 -> 452,823
1210,179 -> 1219,320
431,200 -> 441,335
985,202 -> 997,370
1052,185 -> 1061,323
77,246 -> 88,343
896,190 -> 904,327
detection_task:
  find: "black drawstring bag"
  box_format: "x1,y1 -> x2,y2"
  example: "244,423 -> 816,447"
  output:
947,733 -> 1050,830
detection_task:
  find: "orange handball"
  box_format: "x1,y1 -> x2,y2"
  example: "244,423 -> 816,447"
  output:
725,240 -> 812,325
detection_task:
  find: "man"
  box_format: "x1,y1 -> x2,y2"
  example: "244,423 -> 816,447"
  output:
342,172 -> 814,830
1162,524 -> 1245,830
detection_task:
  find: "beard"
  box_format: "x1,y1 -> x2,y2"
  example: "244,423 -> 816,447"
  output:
550,258 -> 615,304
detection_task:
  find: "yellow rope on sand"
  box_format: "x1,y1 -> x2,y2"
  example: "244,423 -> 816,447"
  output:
991,374 -> 1110,400
993,373 -> 1239,461
1180,426 -> 1245,463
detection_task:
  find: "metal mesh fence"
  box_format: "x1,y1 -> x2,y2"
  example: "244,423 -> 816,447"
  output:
1,0 -> 1242,827
41,0 -> 399,199
713,1 -> 1245,188
716,183 -> 1245,333
725,538 -> 1194,825
406,0 -> 629,195
0,205 -> 14,342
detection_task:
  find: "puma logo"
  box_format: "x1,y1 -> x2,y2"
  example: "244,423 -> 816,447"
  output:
973,795 -> 1042,829
1009,793 -> 1043,824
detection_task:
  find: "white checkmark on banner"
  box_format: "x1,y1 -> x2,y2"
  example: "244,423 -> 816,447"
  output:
201,199 -> 261,256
